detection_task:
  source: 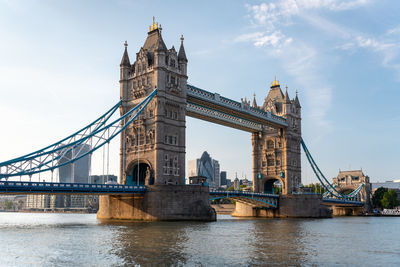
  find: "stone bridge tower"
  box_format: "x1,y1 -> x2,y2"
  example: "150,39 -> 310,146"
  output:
252,78 -> 302,195
119,18 -> 188,186
97,18 -> 215,221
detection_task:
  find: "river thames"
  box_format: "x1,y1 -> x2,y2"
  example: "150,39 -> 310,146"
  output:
0,213 -> 399,266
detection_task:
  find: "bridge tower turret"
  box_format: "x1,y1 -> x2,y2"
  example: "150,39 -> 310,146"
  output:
253,78 -> 302,195
119,18 -> 188,187
282,87 -> 302,194
120,41 -> 131,103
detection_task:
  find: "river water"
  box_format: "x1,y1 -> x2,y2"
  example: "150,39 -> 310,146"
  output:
0,213 -> 399,266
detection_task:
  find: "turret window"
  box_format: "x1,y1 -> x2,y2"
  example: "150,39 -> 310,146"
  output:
267,140 -> 274,150
163,154 -> 169,175
267,155 -> 274,166
165,135 -> 178,145
173,155 -> 179,176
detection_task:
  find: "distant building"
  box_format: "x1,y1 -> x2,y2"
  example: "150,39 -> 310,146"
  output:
188,151 -> 221,189
332,170 -> 372,207
241,178 -> 253,187
220,171 -> 227,186
89,175 -> 118,184
58,143 -> 91,184
234,177 -> 240,190
372,180 -> 400,191
25,195 -> 53,210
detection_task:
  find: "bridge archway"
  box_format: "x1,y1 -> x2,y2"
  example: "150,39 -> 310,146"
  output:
339,187 -> 355,195
126,160 -> 154,186
263,178 -> 284,194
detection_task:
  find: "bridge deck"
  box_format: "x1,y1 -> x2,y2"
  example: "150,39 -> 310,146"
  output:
0,181 -> 146,195
322,198 -> 364,207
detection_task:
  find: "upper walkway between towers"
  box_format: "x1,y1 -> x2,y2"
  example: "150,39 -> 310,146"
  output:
186,84 -> 288,132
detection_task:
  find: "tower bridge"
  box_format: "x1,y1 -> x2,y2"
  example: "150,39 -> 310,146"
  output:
0,19 -> 366,220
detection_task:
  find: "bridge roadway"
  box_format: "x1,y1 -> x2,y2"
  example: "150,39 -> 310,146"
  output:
0,181 -> 363,208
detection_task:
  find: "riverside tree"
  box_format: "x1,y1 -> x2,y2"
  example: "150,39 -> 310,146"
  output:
381,189 -> 399,209
372,187 -> 388,209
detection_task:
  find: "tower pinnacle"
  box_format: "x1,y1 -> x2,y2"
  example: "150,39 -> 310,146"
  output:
120,40 -> 130,67
178,34 -> 187,62
149,16 -> 159,32
271,76 -> 280,87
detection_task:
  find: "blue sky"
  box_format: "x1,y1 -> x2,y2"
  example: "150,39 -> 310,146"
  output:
0,0 -> 399,183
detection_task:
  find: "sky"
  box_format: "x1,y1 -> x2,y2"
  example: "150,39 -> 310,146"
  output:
0,0 -> 399,184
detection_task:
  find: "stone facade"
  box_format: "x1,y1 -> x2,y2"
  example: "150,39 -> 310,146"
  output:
119,21 -> 187,187
97,185 -> 216,221
98,19 -> 216,221
251,79 -> 302,195
232,195 -> 332,218
98,20 -> 307,221
332,169 -> 372,210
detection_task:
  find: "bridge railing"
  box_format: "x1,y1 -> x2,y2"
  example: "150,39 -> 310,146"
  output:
0,181 -> 146,194
187,84 -> 287,126
322,197 -> 364,206
209,190 -> 279,199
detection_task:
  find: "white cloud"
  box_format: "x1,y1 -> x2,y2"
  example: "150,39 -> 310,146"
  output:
336,35 -> 400,77
276,42 -> 333,134
235,31 -> 289,48
247,0 -> 371,28
387,26 -> 400,36
239,0 -> 400,137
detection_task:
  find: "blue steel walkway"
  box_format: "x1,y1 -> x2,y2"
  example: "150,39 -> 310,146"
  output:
209,190 -> 279,208
322,197 -> 364,207
0,181 -> 146,195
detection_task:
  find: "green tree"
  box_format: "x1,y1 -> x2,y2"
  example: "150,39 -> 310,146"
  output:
227,186 -> 235,191
273,186 -> 281,194
381,189 -> 399,209
4,200 -> 13,210
239,184 -> 247,191
304,183 -> 326,194
372,187 -> 388,208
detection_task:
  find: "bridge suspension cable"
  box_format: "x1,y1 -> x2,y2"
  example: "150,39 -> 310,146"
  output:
301,138 -> 364,200
0,89 -> 157,180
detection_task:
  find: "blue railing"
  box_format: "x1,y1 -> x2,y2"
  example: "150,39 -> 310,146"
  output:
0,181 -> 146,194
210,190 -> 279,199
322,198 -> 363,206
209,190 -> 279,208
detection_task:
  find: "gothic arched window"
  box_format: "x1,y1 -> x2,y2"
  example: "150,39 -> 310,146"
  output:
267,140 -> 274,150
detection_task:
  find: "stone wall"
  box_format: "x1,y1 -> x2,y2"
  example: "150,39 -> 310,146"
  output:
97,185 -> 216,221
232,194 -> 332,218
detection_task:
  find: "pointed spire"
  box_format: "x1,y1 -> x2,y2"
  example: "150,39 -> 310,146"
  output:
294,89 -> 301,108
178,34 -> 188,62
120,41 -> 130,67
154,29 -> 167,51
284,85 -> 290,103
252,93 -> 258,108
